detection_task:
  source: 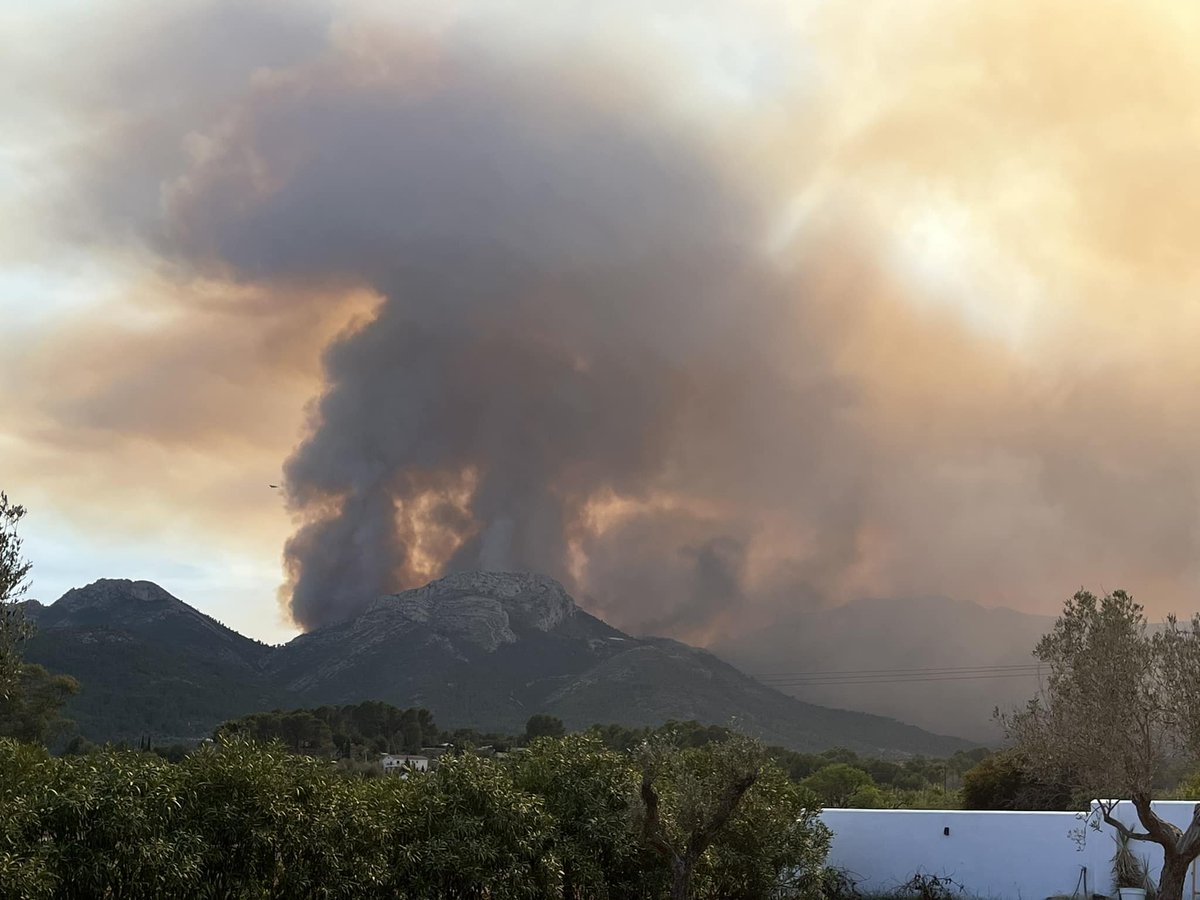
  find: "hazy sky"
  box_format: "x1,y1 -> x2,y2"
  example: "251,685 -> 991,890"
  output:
4,0 -> 1200,644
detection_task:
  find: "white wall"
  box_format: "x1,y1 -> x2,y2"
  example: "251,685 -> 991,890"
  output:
821,802 -> 1200,899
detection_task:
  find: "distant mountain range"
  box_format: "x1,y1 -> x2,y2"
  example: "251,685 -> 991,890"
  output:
21,572 -> 973,757
713,596 -> 1054,742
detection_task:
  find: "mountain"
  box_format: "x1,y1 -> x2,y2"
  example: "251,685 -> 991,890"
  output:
713,596 -> 1055,742
23,573 -> 974,756
22,580 -> 277,741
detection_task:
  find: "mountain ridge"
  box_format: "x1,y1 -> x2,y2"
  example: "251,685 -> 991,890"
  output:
23,573 -> 975,757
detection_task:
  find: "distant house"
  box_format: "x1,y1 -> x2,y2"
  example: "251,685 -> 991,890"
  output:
381,754 -> 430,775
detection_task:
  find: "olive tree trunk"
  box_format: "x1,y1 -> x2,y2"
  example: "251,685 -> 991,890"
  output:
640,768 -> 757,900
669,854 -> 698,900
1158,853 -> 1191,900
1104,797 -> 1200,900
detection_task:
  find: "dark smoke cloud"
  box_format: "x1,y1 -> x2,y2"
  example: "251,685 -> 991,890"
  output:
130,23 -> 804,630
12,0 -> 1200,660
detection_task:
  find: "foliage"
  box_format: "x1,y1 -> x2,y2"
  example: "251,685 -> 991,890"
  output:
959,750 -> 1073,811
0,493 -> 77,748
588,721 -> 654,751
845,783 -> 888,809
22,610 -> 277,745
0,739 -> 60,899
697,761 -> 831,899
0,493 -> 33,700
1112,831 -> 1155,895
589,720 -> 977,810
0,733 -> 833,899
818,867 -> 863,900
634,730 -> 830,900
216,708 -> 976,812
0,663 -> 79,744
524,713 -> 566,741
0,737 -> 559,899
217,701 -> 441,758
1001,589 -> 1200,900
1173,770 -> 1200,799
803,763 -> 875,808
894,872 -> 965,900
511,734 -> 649,899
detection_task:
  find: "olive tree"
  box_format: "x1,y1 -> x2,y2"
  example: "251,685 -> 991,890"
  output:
512,733 -> 648,898
0,493 -> 77,744
1002,590 -> 1200,900
801,763 -> 875,808
0,663 -> 79,745
636,732 -> 763,900
377,750 -> 561,899
0,493 -> 34,699
696,762 -> 831,900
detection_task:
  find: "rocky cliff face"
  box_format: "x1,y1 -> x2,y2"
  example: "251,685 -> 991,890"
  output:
358,572 -> 579,652
265,571 -> 618,707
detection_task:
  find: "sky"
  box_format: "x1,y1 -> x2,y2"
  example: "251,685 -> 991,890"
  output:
3,0 -> 1200,646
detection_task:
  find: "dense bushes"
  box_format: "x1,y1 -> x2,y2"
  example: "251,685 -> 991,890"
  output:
216,702 -> 444,758
0,734 -> 830,900
958,750 -> 1074,811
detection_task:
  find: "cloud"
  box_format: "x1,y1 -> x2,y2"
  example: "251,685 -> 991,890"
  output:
5,0 -> 1200,645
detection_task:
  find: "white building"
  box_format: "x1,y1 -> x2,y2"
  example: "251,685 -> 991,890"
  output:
380,754 -> 430,774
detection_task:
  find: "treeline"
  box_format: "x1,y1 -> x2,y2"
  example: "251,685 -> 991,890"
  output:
0,732 -> 832,900
211,702 -> 559,763
210,703 -> 1001,809
586,721 -> 988,808
215,702 -> 444,757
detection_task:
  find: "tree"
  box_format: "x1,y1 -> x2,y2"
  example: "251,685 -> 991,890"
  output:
0,492 -> 75,745
1001,589 -> 1200,900
802,763 -> 875,808
960,750 -> 1072,811
381,749 -> 561,898
697,762 -> 831,899
524,713 -> 565,741
0,663 -> 79,744
512,733 -> 647,898
0,492 -> 33,699
636,731 -> 763,900
1,730 -> 832,899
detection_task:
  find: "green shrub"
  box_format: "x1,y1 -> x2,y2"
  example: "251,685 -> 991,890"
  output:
698,762 -> 831,899
0,734 -> 831,899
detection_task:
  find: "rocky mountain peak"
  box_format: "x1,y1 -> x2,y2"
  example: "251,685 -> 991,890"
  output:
50,579 -> 189,621
427,571 -> 577,630
361,571 -> 577,652
36,580 -> 255,656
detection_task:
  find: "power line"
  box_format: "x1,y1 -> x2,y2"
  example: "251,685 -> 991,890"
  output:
753,662 -> 1043,688
761,671 -> 1042,687
754,663 -> 1041,677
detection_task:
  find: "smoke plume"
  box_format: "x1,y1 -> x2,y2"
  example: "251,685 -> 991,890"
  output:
9,0 -> 1200,642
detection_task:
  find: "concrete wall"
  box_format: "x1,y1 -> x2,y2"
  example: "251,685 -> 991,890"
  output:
821,802 -> 1200,899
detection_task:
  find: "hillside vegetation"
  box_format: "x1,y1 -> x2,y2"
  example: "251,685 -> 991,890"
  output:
206,701 -> 992,810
